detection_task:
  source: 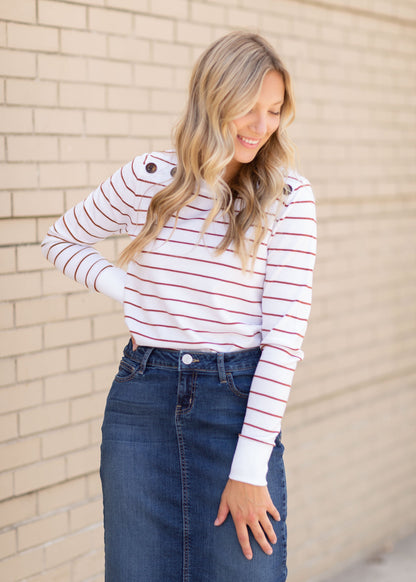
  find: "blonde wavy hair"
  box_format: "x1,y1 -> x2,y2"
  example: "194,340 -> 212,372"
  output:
119,30 -> 296,270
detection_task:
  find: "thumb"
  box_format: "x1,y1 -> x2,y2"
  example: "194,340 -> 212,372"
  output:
214,496 -> 229,526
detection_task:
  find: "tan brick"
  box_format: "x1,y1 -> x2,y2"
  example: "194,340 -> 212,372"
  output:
150,88 -> 186,113
14,457 -> 66,495
0,472 -> 13,501
41,268 -> 85,295
0,326 -> 42,358
71,391 -> 107,423
38,162 -> 88,188
89,417 -> 102,445
15,296 -> 65,327
60,82 -> 106,109
34,108 -> 83,135
131,112 -> 173,136
134,62 -> 174,89
0,246 -> 15,273
8,135 -> 59,162
18,512 -> 69,551
0,47 -> 36,77
0,0 -> 36,24
0,163 -> 38,190
0,546 -> 43,581
44,370 -> 92,403
108,137 -> 149,162
20,401 -> 70,436
87,471 -> 102,498
0,105 -> 32,133
0,302 -> 14,328
42,423 -> 90,459
45,524 -> 101,569
17,244 -> 51,272
16,347 -> 67,382
108,36 -> 150,62
0,380 -> 42,414
67,445 -> 100,479
44,318 -> 92,349
134,14 -> 174,41
0,492 -> 37,528
85,110 -> 129,136
0,21 -> 5,47
0,358 -> 15,388
25,563 -> 72,582
70,498 -> 102,532
38,476 -> 86,514
191,2 -> 225,24
0,437 -> 40,471
14,190 -> 64,218
87,57 -> 132,85
89,7 -> 132,34
152,41 -> 192,66
0,192 -> 11,217
150,0 -> 188,19
107,86 -> 148,112
72,548 -> 104,582
0,412 -> 18,442
60,137 -> 105,162
6,79 -> 57,106
38,0 -> 86,29
0,272 -> 41,301
7,22 -> 59,52
0,218 -> 37,246
0,529 -> 16,560
0,135 -> 4,159
61,29 -> 106,57
107,0 -> 147,12
67,291 -> 114,318
176,21 -> 212,46
92,312 -> 127,340
39,53 -> 87,82
69,339 -> 114,371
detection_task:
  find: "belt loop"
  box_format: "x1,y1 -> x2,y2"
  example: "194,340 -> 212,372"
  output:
217,352 -> 227,384
138,347 -> 154,375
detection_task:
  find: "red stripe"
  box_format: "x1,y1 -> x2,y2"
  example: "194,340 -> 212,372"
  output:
124,288 -> 261,319
252,375 -> 291,389
264,344 -> 303,360
128,328 -> 248,350
246,406 -> 283,419
275,231 -> 316,240
94,264 -> 112,292
84,257 -> 106,287
73,251 -> 97,281
243,423 -> 278,434
63,214 -> 90,245
63,246 -> 85,274
238,434 -> 275,447
268,247 -> 316,256
127,273 -> 261,305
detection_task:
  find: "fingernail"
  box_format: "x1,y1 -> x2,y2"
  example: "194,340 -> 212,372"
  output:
214,518 -> 220,526
267,548 -> 273,555
245,553 -> 253,560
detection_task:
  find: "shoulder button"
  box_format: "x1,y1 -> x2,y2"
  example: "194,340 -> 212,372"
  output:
145,162 -> 157,174
170,167 -> 177,177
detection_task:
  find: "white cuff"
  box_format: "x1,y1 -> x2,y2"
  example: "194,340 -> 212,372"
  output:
95,266 -> 127,304
229,435 -> 274,486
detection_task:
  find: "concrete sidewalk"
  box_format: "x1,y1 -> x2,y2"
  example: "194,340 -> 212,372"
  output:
320,531 -> 416,582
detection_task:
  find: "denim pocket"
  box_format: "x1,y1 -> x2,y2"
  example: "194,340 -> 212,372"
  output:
114,358 -> 138,383
225,370 -> 254,398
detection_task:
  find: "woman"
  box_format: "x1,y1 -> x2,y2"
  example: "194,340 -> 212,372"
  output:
42,31 -> 316,582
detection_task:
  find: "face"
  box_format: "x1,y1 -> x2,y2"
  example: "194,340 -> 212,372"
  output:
225,70 -> 285,181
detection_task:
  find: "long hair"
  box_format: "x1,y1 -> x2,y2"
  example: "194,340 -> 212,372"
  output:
119,30 -> 296,270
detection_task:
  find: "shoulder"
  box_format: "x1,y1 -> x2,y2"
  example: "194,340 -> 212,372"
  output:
285,171 -> 315,204
131,150 -> 178,185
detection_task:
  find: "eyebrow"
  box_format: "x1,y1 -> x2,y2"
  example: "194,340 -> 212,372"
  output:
271,100 -> 284,105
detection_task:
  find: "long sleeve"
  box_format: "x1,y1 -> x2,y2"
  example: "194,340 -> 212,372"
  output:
41,157 -> 146,302
229,179 -> 317,485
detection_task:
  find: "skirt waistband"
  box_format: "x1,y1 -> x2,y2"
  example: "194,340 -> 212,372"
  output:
123,339 -> 261,379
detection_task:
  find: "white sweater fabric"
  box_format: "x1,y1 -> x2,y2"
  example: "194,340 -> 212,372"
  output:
41,150 -> 317,486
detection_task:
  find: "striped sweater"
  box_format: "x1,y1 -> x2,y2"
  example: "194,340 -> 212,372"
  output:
41,150 -> 317,486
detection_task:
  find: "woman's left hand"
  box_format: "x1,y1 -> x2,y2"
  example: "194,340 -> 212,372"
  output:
214,478 -> 280,560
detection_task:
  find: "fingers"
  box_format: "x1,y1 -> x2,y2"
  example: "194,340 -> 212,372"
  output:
214,497 -> 230,527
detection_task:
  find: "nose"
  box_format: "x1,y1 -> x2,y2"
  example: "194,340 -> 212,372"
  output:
250,112 -> 267,136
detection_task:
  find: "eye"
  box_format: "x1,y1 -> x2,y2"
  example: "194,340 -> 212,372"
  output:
270,111 -> 281,116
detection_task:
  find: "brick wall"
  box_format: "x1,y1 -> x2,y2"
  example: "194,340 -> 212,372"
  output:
0,1 -> 415,580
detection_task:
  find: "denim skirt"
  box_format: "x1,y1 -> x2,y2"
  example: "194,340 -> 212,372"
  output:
100,340 -> 287,582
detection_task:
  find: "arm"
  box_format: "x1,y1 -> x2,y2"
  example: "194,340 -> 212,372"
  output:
216,179 -> 317,557
41,156 -> 146,302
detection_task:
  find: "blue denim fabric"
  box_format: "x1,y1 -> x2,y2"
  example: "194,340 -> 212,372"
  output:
100,341 -> 287,582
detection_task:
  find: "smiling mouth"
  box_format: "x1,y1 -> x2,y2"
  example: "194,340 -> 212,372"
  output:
237,135 -> 261,147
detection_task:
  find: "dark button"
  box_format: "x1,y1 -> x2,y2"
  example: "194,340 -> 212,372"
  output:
145,162 -> 157,174
284,184 -> 292,195
170,167 -> 177,177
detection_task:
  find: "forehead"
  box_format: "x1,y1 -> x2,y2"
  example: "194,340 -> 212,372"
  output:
256,71 -> 285,103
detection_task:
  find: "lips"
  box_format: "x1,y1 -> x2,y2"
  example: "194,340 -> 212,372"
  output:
237,135 -> 261,148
